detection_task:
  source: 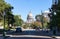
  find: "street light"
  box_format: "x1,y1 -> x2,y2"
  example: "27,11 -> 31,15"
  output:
54,12 -> 56,15
53,11 -> 57,35
41,11 -> 44,30
3,11 -> 6,38
52,0 -> 58,35
48,0 -> 58,35
49,8 -> 57,35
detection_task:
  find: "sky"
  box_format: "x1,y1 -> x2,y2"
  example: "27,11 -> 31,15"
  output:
5,0 -> 52,21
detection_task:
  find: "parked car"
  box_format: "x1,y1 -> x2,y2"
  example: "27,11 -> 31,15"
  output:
15,27 -> 22,32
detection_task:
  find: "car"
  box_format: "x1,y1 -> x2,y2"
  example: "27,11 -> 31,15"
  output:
15,27 -> 22,32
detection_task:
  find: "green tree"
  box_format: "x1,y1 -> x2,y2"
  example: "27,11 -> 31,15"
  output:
0,0 -> 13,17
0,0 -> 15,30
35,14 -> 49,28
35,15 -> 42,22
22,23 -> 29,29
31,21 -> 42,29
56,0 -> 60,31
51,0 -> 60,31
14,15 -> 23,26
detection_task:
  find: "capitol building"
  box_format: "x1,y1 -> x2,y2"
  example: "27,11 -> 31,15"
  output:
26,11 -> 34,23
23,11 -> 34,29
22,10 -> 50,29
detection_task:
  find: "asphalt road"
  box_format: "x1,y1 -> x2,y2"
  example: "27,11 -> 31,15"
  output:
7,29 -> 50,35
1,29 -> 60,39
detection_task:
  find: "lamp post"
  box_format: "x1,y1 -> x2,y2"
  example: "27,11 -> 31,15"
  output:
52,0 -> 58,35
53,11 -> 57,35
49,8 -> 57,35
3,11 -> 6,38
41,11 -> 44,30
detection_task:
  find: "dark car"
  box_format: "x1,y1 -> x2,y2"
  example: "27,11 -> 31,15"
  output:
15,27 -> 22,32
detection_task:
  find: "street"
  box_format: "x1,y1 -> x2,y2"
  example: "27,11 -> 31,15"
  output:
0,29 -> 60,39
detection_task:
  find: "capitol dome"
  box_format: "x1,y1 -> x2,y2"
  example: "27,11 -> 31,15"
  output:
28,13 -> 33,17
26,11 -> 34,23
27,11 -> 33,19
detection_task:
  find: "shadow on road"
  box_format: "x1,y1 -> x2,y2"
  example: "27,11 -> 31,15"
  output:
0,30 -> 59,39
6,30 -> 60,37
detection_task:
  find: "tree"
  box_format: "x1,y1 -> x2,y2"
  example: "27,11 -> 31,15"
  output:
35,14 -> 49,29
14,15 -> 23,26
0,0 -> 15,30
0,0 -> 13,17
22,23 -> 29,29
51,0 -> 60,32
56,0 -> 60,31
35,15 -> 42,22
33,21 -> 42,29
